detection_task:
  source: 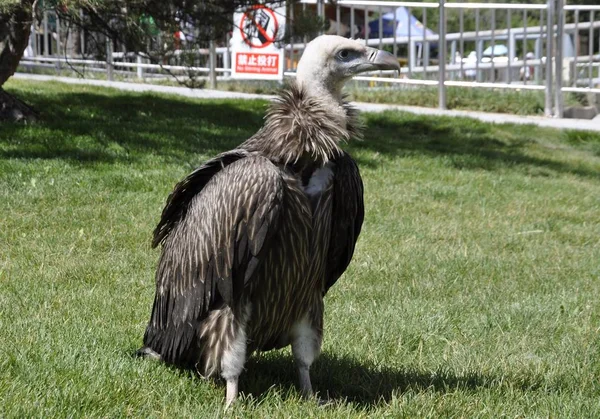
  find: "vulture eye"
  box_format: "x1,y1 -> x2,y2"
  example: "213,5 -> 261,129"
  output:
337,49 -> 351,60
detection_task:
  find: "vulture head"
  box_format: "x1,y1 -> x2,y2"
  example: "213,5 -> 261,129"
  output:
252,36 -> 401,164
296,35 -> 400,101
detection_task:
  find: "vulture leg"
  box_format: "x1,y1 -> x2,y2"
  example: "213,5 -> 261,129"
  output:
290,316 -> 322,398
224,379 -> 238,409
220,317 -> 249,409
221,331 -> 247,408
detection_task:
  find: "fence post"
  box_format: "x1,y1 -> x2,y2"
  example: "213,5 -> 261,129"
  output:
136,54 -> 144,79
209,40 -> 217,89
56,13 -> 62,72
544,0 -> 554,117
225,32 -> 231,78
438,0 -> 447,110
106,38 -> 114,81
80,9 -> 85,55
31,23 -> 37,56
43,10 -> 49,56
555,0 -> 565,118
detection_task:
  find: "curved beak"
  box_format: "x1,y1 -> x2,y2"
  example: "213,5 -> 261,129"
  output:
351,47 -> 401,75
369,48 -> 401,71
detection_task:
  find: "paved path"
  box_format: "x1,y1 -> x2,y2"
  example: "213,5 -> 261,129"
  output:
14,73 -> 278,100
14,73 -> 600,132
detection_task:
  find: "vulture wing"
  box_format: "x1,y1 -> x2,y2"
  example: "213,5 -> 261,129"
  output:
324,152 -> 364,294
143,154 -> 284,366
152,149 -> 250,248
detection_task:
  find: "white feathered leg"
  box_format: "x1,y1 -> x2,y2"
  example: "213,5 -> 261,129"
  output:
290,316 -> 322,398
221,322 -> 248,409
224,378 -> 239,409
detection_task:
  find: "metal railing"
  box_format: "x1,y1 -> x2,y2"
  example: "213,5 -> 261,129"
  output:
22,10 -> 231,83
557,4 -> 600,117
285,0 -> 558,114
19,0 -> 600,118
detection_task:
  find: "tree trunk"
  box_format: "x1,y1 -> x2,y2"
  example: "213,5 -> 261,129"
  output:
0,0 -> 38,122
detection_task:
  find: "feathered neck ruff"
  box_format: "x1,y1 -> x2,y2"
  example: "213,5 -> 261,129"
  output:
241,84 -> 363,166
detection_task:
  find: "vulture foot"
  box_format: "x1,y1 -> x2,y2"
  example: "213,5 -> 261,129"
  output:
316,393 -> 333,407
297,365 -> 314,398
135,346 -> 161,361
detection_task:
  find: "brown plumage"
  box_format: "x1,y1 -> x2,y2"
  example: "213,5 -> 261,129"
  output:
138,35 -> 400,407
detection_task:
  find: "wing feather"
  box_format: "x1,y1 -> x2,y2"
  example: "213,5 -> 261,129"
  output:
324,152 -> 364,294
143,155 -> 284,366
152,150 -> 250,248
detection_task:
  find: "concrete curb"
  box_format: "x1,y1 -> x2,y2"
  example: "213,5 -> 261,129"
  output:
13,73 -> 600,133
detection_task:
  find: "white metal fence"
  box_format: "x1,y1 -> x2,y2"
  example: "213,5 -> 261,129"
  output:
20,0 -> 600,118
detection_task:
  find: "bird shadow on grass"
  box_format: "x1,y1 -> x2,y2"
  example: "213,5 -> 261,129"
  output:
131,347 -> 555,409
238,351 -> 550,408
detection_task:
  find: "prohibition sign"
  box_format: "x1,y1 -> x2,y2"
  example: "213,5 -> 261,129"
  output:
240,5 -> 279,49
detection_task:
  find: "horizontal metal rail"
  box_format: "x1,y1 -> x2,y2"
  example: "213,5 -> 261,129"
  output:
445,3 -> 547,10
24,54 -> 547,79
111,47 -> 229,59
445,80 -> 545,90
337,0 -> 439,8
564,5 -> 600,11
561,87 -> 600,93
285,70 -> 547,91
355,76 -> 440,86
112,62 -> 232,73
20,56 -> 232,74
284,71 -> 440,85
21,56 -> 106,65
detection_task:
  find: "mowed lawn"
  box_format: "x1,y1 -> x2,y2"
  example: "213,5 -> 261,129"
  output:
1,79 -> 600,418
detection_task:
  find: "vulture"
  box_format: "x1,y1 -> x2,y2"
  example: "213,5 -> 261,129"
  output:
137,35 -> 400,406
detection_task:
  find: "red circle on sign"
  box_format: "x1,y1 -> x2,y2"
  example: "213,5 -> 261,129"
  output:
240,5 -> 279,49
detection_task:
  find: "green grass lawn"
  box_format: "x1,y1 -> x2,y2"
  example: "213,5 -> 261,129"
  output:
1,79 -> 600,417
